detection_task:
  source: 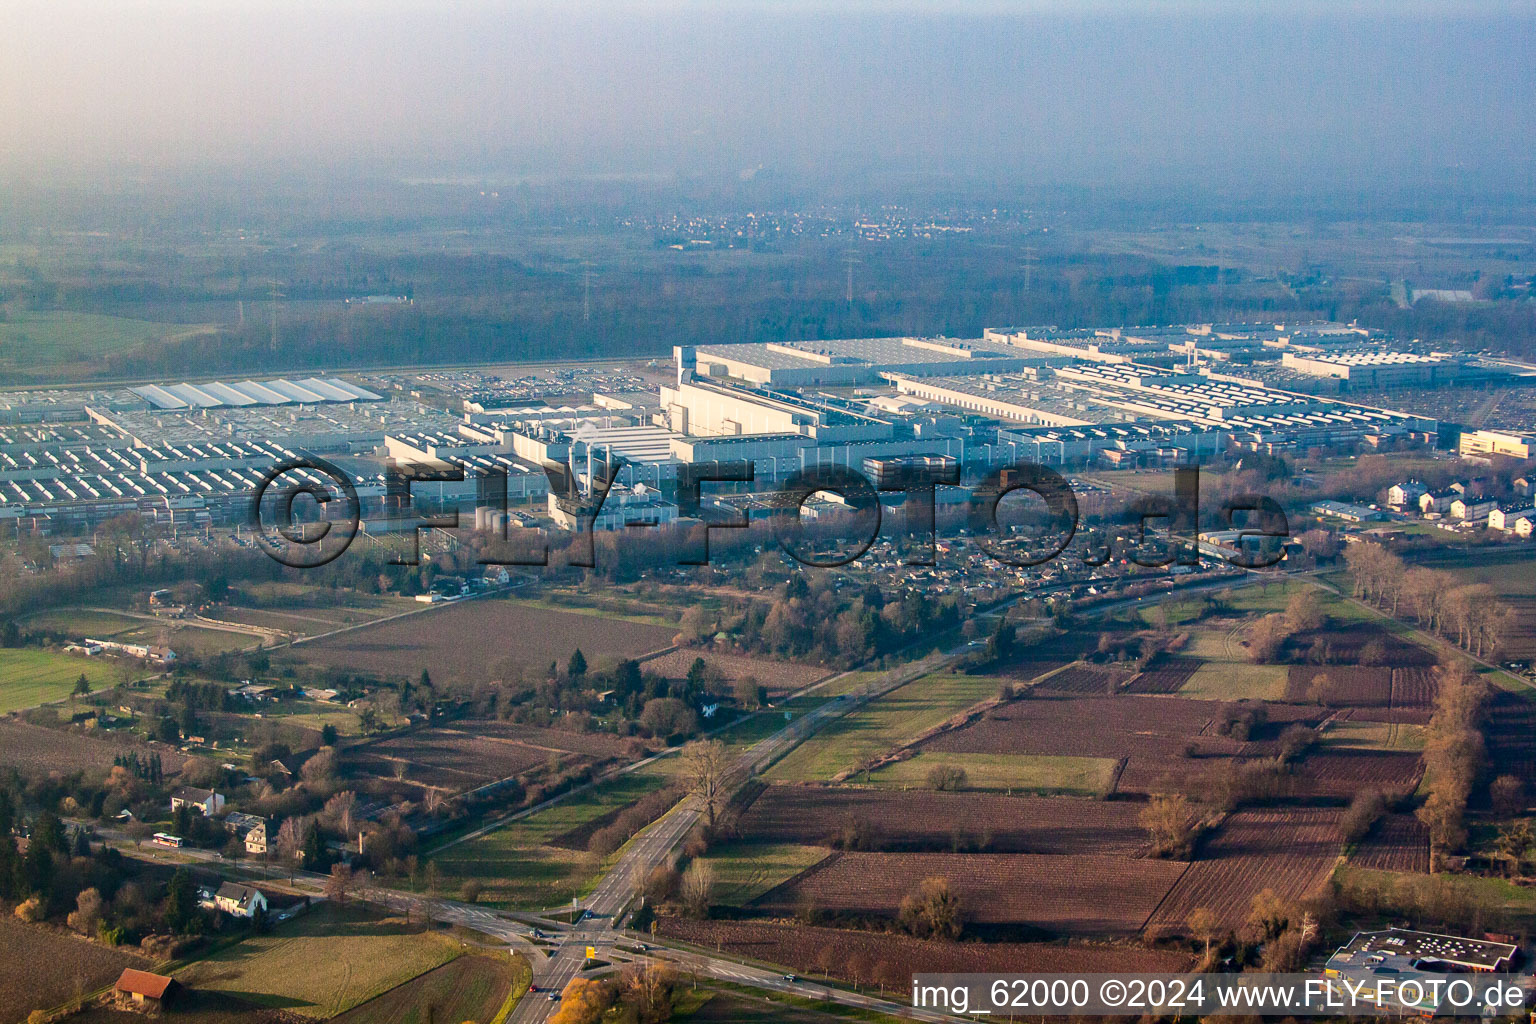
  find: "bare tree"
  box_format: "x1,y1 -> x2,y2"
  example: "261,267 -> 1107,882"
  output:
1285,589 -> 1324,632
897,876 -> 964,940
324,863 -> 356,906
1491,774 -> 1526,818
1186,906 -> 1219,961
67,888 -> 102,936
1141,793 -> 1196,858
679,740 -> 732,829
422,861 -> 441,924
680,859 -> 715,919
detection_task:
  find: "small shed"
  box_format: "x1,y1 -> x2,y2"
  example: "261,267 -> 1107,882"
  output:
113,969 -> 179,1013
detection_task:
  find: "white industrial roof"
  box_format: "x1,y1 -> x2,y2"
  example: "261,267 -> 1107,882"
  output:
131,377 -> 383,410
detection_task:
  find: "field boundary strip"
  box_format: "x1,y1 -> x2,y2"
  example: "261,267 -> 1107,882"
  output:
1133,858 -> 1195,935
830,661 -> 1076,783
748,849 -> 847,910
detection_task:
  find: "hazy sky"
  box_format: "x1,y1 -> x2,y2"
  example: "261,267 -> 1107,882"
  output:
2,0 -> 1533,193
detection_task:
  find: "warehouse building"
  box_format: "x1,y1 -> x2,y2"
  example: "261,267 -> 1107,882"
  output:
686,336 -> 1039,386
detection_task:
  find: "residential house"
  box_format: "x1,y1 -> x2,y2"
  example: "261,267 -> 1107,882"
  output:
1488,506 -> 1536,535
169,787 -> 225,817
1387,480 -> 1427,508
244,823 -> 268,855
1514,476 -> 1534,498
1417,489 -> 1457,515
213,881 -> 268,919
269,751 -> 312,779
1450,497 -> 1497,521
222,811 -> 267,853
113,969 -> 178,1013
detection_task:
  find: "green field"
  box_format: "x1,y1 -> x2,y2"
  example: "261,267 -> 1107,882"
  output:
21,608 -> 148,638
701,843 -> 831,905
175,905 -> 461,1018
1324,719 -> 1427,752
329,952 -> 524,1024
0,649 -> 117,712
428,773 -> 670,909
675,987 -> 900,1024
0,311 -> 220,375
1178,626 -> 1289,701
865,752 -> 1118,797
765,672 -> 1006,783
1334,864 -> 1536,915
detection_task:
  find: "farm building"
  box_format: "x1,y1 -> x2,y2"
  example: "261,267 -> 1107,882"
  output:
83,638 -> 176,664
113,969 -> 179,1013
169,787 -> 225,816
213,881 -> 268,918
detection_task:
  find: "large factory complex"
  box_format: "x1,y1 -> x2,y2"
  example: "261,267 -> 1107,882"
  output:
0,321 -> 1510,537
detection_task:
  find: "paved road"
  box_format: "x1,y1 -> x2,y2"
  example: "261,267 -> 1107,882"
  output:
507,569 -> 1268,1021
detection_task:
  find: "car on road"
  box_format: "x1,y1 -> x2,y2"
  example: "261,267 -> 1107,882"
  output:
547,992 -> 560,1001
784,974 -> 798,982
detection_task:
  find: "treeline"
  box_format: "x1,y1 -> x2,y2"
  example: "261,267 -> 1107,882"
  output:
675,575 -> 962,668
1345,543 -> 1514,659
5,234 -> 1328,384
1415,663 -> 1488,859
